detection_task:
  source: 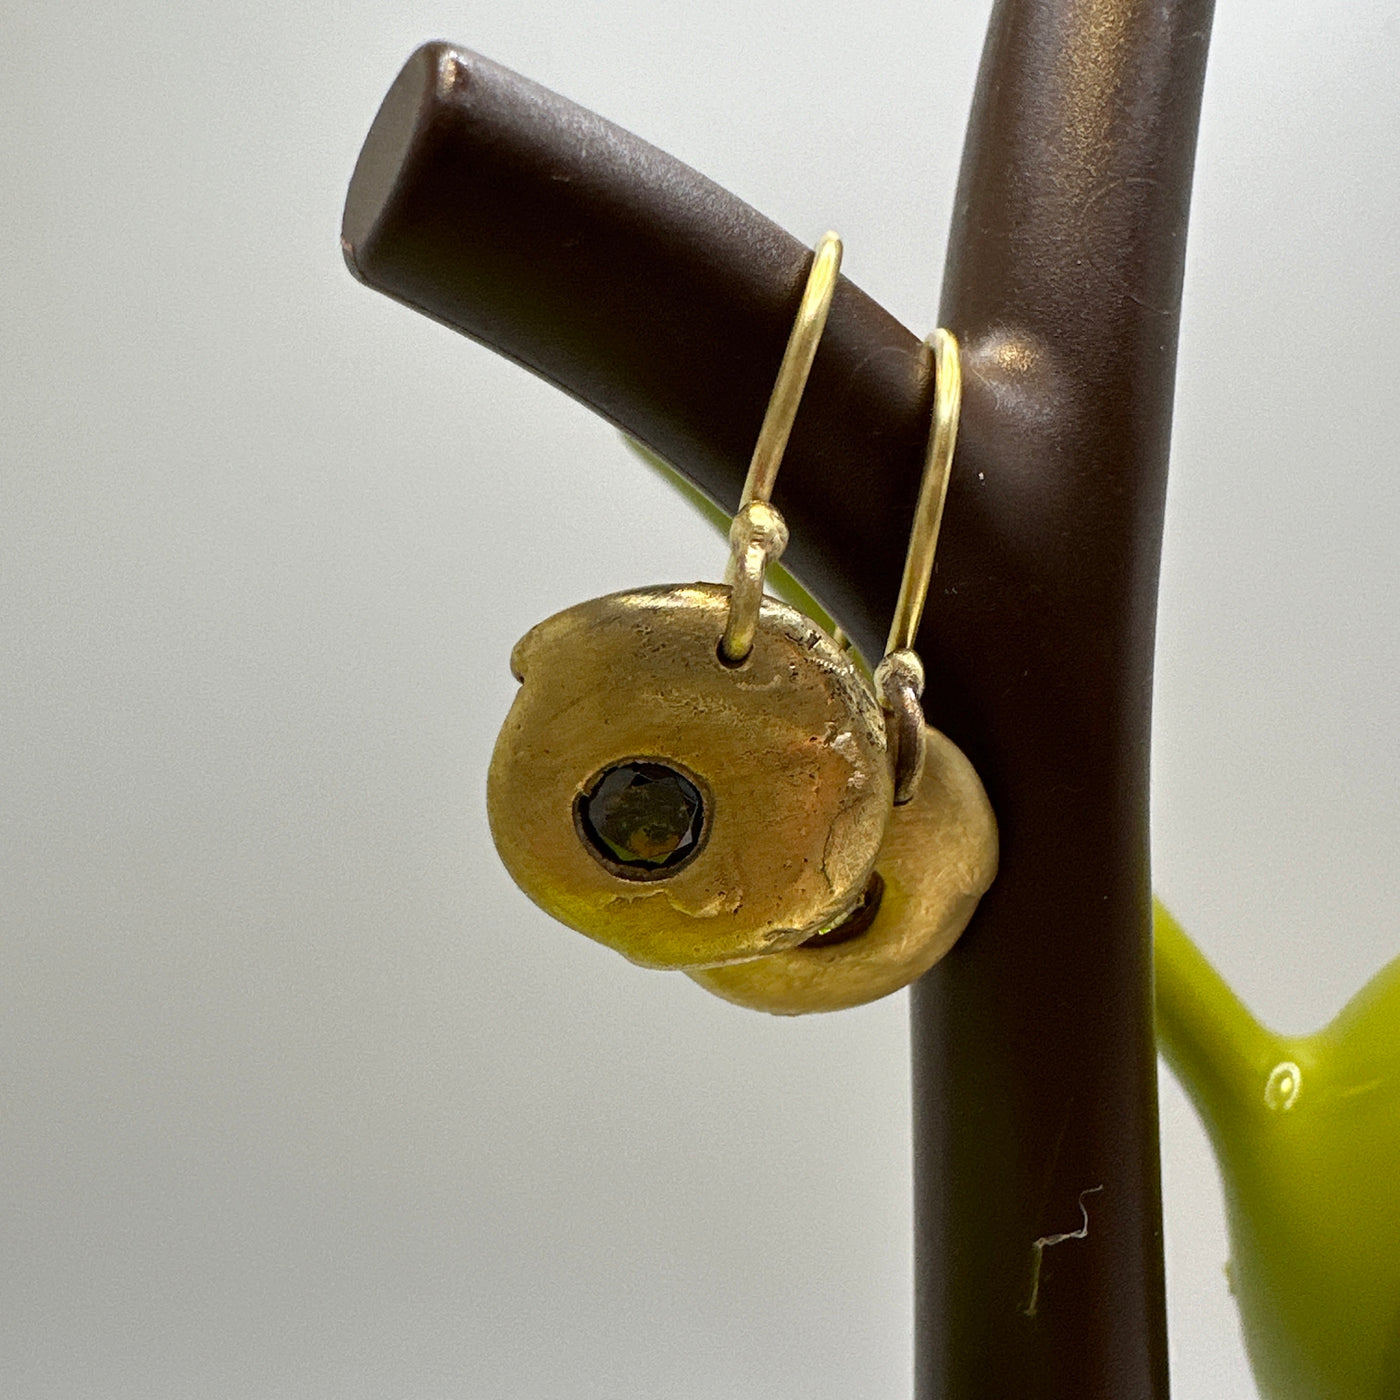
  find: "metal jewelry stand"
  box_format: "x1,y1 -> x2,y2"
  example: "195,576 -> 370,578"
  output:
342,3 -> 1216,1391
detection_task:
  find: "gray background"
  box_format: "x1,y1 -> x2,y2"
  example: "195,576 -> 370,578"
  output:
3,1 -> 1396,1396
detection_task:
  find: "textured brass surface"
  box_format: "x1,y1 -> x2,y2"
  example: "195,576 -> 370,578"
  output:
687,724 -> 997,1013
487,583 -> 892,969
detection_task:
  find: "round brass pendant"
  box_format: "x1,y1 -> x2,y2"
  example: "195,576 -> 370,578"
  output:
685,723 -> 997,1013
487,583 -> 892,969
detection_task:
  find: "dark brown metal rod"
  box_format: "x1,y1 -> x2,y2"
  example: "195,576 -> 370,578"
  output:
913,2 -> 1215,1394
342,42 -> 933,643
342,11 -> 1216,1392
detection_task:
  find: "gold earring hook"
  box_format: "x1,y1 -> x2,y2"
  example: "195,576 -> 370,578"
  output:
720,231 -> 842,663
886,328 -> 962,656
875,328 -> 963,803
738,231 -> 843,508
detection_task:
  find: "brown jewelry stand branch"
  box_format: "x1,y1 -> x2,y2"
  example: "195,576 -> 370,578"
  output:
342,2 -> 1215,1394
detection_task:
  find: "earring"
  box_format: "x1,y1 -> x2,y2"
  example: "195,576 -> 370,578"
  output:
486,236 -> 996,1002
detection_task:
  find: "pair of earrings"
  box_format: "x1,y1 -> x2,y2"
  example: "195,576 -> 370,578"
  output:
487,234 -> 997,1014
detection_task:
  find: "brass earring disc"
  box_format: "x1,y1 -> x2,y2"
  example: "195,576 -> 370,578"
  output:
487,583 -> 893,970
686,724 -> 997,1014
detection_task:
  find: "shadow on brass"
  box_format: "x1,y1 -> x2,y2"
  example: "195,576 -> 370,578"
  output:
687,724 -> 997,1014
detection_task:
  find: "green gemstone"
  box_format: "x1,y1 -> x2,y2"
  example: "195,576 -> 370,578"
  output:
579,762 -> 704,873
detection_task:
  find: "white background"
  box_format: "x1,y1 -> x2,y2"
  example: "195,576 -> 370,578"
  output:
3,1 -> 1397,1397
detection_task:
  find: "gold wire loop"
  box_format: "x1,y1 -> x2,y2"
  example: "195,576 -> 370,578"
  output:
873,649 -> 926,805
721,501 -> 790,663
885,328 -> 962,657
739,231 -> 842,509
720,232 -> 842,664
877,329 -> 962,801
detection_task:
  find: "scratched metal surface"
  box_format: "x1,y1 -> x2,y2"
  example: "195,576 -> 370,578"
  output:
2,1 -> 1396,1397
